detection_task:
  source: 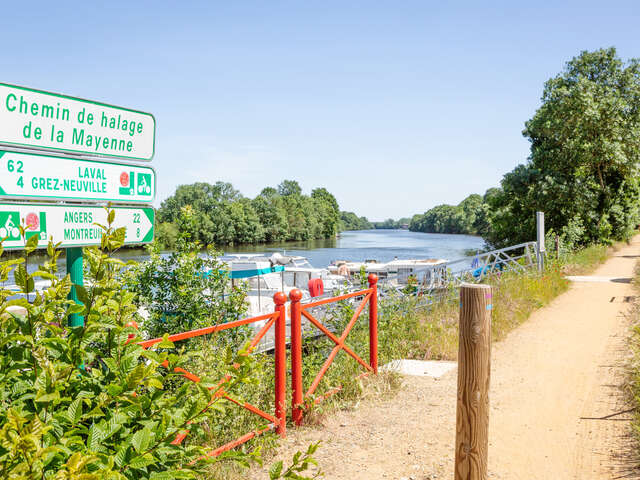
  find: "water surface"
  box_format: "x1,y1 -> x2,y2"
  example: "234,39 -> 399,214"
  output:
220,229 -> 485,267
14,229 -> 486,281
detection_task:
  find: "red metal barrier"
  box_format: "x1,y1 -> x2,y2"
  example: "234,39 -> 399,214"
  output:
133,278 -> 379,455
136,292 -> 287,458
289,274 -> 378,424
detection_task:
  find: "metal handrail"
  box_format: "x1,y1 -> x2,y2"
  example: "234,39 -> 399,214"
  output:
379,241 -> 538,300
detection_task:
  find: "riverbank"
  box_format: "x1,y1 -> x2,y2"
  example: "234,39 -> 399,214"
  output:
245,241 -> 629,479
201,243 -> 611,479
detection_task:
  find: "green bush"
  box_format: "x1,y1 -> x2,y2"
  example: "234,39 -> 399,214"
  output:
0,210 -> 257,479
125,206 -> 248,341
155,222 -> 179,250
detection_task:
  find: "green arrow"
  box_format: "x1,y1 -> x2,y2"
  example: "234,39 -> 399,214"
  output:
141,208 -> 155,243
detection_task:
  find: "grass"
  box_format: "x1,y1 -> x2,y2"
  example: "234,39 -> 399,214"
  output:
195,242 -> 614,479
373,243 -> 611,361
558,243 -> 610,275
627,263 -> 640,466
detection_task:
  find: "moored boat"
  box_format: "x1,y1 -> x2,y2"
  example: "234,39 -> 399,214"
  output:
328,257 -> 447,285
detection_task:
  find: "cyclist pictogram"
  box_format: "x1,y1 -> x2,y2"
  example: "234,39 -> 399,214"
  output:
136,173 -> 152,196
0,212 -> 20,240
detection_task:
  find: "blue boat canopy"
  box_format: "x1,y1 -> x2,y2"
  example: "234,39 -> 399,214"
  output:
200,265 -> 285,279
227,265 -> 285,279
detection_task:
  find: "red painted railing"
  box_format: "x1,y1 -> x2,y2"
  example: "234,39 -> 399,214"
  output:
289,274 -> 378,425
133,276 -> 378,455
136,292 -> 288,458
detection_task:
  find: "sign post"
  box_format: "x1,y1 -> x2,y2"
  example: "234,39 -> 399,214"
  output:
0,83 -> 156,328
536,211 -> 545,272
67,247 -> 84,327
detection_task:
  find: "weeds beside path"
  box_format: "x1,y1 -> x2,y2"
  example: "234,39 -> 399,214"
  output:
250,238 -> 639,479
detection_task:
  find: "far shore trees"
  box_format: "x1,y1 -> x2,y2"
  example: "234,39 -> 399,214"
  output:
409,192 -> 491,236
156,180 -> 342,248
339,211 -> 373,231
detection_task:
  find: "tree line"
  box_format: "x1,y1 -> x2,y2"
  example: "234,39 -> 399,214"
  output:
410,48 -> 640,249
339,213 -> 411,231
157,181 -> 415,248
372,218 -> 411,229
409,191 -> 494,236
156,180 -> 341,248
340,211 -> 373,230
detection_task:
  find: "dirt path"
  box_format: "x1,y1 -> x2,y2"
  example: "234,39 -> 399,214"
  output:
252,239 -> 640,479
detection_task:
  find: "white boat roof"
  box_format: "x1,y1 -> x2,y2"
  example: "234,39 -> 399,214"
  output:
330,261 -> 388,272
329,258 -> 447,271
386,258 -> 447,267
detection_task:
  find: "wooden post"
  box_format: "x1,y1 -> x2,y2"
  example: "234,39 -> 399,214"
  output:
455,283 -> 492,480
555,235 -> 560,261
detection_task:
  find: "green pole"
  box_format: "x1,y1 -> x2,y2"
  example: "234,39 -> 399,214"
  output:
67,247 -> 84,327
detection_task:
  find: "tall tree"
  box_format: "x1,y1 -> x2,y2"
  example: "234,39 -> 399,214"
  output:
311,188 -> 340,237
277,179 -> 302,197
488,48 -> 640,247
252,188 -> 289,242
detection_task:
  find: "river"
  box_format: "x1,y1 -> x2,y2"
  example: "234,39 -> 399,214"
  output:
218,229 -> 485,267
14,229 -> 485,282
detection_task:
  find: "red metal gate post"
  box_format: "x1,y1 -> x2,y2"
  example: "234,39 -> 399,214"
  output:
273,292 -> 287,437
289,289 -> 304,425
368,274 -> 378,373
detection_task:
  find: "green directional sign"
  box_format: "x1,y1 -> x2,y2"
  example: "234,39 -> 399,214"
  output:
0,83 -> 155,161
0,203 -> 154,250
0,150 -> 155,203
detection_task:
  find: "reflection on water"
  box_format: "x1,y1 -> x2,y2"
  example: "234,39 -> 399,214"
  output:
10,229 -> 486,282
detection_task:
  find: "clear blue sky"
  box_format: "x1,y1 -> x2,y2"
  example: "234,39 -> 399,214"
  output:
2,1 -> 639,220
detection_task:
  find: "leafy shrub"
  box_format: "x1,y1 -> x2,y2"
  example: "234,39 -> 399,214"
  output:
155,221 -> 179,250
125,206 -> 248,341
0,210 -> 257,479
